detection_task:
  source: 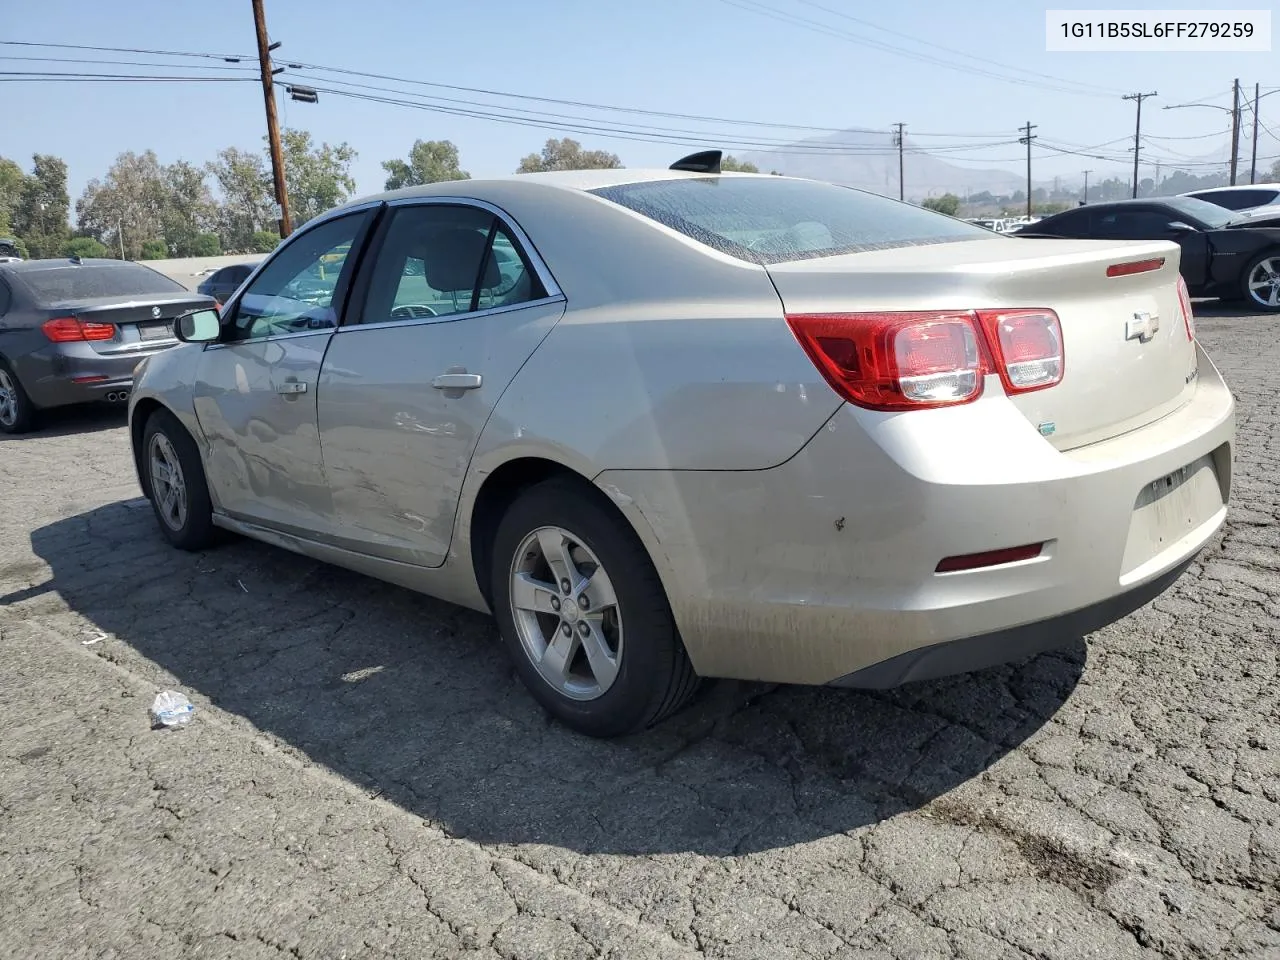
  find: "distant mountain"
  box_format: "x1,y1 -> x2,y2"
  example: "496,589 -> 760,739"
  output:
742,129 -> 1023,200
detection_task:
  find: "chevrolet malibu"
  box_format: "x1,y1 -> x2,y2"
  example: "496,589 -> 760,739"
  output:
128,157 -> 1234,737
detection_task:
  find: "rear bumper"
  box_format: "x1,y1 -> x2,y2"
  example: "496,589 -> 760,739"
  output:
594,342 -> 1235,686
15,340 -> 179,409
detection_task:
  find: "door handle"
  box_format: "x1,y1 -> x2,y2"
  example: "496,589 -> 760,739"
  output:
276,381 -> 308,395
431,373 -> 482,390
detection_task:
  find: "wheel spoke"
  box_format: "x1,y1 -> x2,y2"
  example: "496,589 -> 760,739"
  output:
578,566 -> 618,611
536,527 -> 581,592
510,572 -> 560,615
1271,286 -> 1280,307
579,619 -> 619,689
540,629 -> 577,683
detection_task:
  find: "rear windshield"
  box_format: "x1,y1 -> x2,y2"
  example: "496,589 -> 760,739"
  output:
589,176 -> 992,264
18,262 -> 186,302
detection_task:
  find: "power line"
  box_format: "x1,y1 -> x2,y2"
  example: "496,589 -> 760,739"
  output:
0,39 -> 253,62
712,0 -> 1116,98
787,0 -> 1119,94
0,71 -> 257,83
291,71 -> 1015,155
0,54 -> 257,72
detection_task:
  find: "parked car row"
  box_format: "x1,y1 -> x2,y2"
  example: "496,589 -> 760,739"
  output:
1014,196 -> 1280,311
0,159 -> 1236,738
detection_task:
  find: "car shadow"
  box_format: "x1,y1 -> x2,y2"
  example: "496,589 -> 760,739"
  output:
0,403 -> 127,441
28,500 -> 1084,855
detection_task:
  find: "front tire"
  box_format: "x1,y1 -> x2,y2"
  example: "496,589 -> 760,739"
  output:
142,408 -> 215,551
0,361 -> 37,434
1241,250 -> 1280,312
490,478 -> 700,738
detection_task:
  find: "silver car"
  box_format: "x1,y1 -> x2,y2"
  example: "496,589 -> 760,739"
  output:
128,163 -> 1235,737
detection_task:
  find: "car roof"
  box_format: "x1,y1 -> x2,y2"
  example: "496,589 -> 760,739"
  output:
1183,183 -> 1280,195
343,168 -> 768,209
0,257 -> 139,273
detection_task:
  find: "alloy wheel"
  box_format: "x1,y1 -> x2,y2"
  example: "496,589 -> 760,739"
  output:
0,368 -> 17,427
1247,256 -> 1280,308
148,432 -> 189,532
509,525 -> 623,701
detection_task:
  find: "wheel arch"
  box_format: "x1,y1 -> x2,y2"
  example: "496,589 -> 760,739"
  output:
465,455 -> 667,612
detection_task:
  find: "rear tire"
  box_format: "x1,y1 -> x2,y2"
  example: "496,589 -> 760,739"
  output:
490,478 -> 700,738
142,408 -> 216,551
1241,250 -> 1280,312
0,360 -> 37,434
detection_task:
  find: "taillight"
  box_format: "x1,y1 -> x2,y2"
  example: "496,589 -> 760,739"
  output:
41,317 -> 116,342
976,309 -> 1064,394
786,312 -> 988,411
1176,276 -> 1195,341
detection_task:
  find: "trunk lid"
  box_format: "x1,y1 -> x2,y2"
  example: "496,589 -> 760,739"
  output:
765,236 -> 1198,451
45,292 -> 215,355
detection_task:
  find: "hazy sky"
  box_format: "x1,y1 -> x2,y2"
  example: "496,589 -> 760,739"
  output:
4,0 -> 1276,202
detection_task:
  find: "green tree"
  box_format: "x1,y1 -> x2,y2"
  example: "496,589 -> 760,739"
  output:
251,230 -> 280,253
190,232 -> 222,257
382,139 -> 470,190
63,236 -> 109,259
208,147 -> 273,252
281,128 -> 357,226
161,160 -> 219,256
0,156 -> 24,235
140,239 -> 168,260
1268,159 -> 1280,181
12,154 -> 72,258
921,193 -> 961,216
75,151 -> 167,260
720,155 -> 759,173
517,138 -> 622,173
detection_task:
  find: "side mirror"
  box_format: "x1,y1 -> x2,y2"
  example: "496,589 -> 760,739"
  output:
1166,221 -> 1197,233
174,308 -> 221,343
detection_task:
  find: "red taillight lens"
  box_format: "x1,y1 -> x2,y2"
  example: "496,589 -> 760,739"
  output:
1106,257 -> 1165,278
1176,276 -> 1195,341
41,317 -> 116,342
976,309 -> 1064,394
786,312 -> 988,411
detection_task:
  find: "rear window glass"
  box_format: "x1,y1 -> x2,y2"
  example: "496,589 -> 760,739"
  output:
18,262 -> 186,302
589,177 -> 991,264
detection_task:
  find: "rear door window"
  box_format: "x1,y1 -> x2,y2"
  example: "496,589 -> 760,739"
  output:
1189,189 -> 1274,211
589,176 -> 992,264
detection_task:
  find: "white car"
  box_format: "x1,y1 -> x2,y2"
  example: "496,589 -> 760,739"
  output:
127,156 -> 1235,736
1181,183 -> 1280,213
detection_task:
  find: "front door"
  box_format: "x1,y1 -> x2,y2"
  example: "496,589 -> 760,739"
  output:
317,201 -> 565,566
194,209 -> 375,535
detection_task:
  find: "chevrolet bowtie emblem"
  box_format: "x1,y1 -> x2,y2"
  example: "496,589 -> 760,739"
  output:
1126,310 -> 1159,343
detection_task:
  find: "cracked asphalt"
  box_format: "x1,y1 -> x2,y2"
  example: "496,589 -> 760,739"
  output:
1,309 -> 1277,960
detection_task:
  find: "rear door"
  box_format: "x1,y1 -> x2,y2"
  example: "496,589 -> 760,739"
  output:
193,208 -> 377,536
317,199 -> 566,567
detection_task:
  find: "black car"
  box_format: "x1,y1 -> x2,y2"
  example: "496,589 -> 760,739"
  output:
0,258 -> 215,433
1015,196 -> 1280,312
196,260 -> 262,304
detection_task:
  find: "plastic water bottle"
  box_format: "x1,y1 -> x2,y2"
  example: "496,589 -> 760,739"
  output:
149,691 -> 194,728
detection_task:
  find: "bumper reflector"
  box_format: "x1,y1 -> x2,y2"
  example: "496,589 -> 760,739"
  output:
936,543 -> 1044,573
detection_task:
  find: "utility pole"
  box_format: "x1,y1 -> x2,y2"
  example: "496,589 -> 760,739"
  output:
1018,122 -> 1036,218
1123,92 -> 1157,198
1229,79 -> 1241,185
1250,82 -> 1260,184
252,0 -> 292,238
116,219 -> 125,260
1082,170 -> 1092,203
892,123 -> 906,201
